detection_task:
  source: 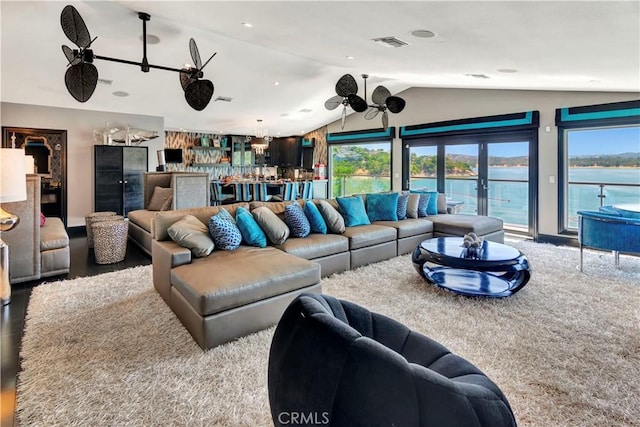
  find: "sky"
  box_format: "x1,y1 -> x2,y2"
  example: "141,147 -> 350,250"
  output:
568,126 -> 640,156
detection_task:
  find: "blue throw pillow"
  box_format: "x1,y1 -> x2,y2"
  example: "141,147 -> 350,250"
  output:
304,201 -> 327,234
426,191 -> 439,215
285,202 -> 311,238
209,211 -> 242,250
411,190 -> 438,216
397,193 -> 409,220
366,192 -> 399,222
336,196 -> 370,227
235,207 -> 267,248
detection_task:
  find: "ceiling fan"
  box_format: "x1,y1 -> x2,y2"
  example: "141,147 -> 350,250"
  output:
60,5 -> 217,111
324,73 -> 406,130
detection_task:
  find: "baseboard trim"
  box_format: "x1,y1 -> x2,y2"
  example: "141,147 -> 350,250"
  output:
67,226 -> 86,238
537,234 -> 578,247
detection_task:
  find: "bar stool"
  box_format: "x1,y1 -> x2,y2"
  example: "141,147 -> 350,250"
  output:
93,218 -> 129,264
250,182 -> 270,201
85,211 -> 117,248
299,181 -> 314,200
234,182 -> 252,202
281,182 -> 297,201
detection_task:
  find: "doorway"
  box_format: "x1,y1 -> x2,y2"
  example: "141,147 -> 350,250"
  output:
2,127 -> 68,226
405,131 -> 536,236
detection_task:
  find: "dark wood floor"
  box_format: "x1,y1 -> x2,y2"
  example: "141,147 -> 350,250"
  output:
0,235 -> 150,427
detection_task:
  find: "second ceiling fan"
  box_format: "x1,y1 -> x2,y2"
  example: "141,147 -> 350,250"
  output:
325,74 -> 406,130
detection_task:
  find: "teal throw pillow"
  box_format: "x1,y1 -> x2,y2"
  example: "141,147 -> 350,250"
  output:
285,202 -> 311,238
426,191 -> 439,215
304,201 -> 327,234
366,192 -> 399,222
397,193 -> 409,220
235,207 -> 267,248
209,211 -> 242,251
410,190 -> 437,216
336,196 -> 370,227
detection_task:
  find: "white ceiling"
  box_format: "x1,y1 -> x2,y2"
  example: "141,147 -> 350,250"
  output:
2,1 -> 639,136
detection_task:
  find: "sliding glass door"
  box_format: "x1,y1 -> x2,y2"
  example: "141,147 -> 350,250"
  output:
406,132 -> 536,235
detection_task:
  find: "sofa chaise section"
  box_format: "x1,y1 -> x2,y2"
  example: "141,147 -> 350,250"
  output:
152,205 -> 321,350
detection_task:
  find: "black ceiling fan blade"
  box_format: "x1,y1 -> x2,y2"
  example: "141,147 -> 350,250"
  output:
335,74 -> 358,97
386,96 -> 406,114
64,62 -> 98,102
60,5 -> 91,49
382,111 -> 389,130
371,86 -> 391,105
61,45 -> 80,66
347,94 -> 368,113
200,52 -> 217,72
189,38 -> 202,70
364,106 -> 381,120
325,95 -> 343,111
184,79 -> 214,111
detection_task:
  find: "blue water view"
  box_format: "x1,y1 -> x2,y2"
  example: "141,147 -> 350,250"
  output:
337,167 -> 640,230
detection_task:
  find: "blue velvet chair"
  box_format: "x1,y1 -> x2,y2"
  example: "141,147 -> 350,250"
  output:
268,293 -> 516,427
577,210 -> 640,271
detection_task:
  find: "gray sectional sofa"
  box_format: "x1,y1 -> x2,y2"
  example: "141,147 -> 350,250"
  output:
127,172 -> 211,255
151,196 -> 503,350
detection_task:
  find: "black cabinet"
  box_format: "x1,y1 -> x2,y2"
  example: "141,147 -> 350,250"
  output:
94,145 -> 148,216
268,137 -> 301,167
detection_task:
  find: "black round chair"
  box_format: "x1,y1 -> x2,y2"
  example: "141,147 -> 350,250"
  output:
268,293 -> 516,427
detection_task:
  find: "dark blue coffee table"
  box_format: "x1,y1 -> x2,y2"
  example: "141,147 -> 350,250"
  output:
412,237 -> 531,298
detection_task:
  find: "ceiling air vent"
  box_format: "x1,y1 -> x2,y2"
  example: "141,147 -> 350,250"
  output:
465,74 -> 490,79
372,36 -> 409,48
214,96 -> 232,102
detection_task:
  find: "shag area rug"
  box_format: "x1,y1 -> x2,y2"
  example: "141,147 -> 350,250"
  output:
17,240 -> 640,426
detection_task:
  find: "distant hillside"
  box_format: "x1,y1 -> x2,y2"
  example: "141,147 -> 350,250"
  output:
569,152 -> 639,167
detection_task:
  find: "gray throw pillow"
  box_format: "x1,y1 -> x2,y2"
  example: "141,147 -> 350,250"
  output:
147,186 -> 173,211
317,200 -> 345,233
406,194 -> 420,218
167,214 -> 214,257
437,193 -> 447,214
252,206 -> 290,245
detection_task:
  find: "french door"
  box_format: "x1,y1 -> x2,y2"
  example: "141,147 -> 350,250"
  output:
405,131 -> 536,236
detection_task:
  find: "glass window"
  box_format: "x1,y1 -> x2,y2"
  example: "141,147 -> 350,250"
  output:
564,125 -> 640,229
329,142 -> 391,198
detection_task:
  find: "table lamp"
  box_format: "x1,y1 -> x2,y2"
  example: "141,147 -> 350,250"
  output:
1,148 -> 28,305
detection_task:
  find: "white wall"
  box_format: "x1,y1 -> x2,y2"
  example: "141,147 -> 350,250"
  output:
327,87 -> 639,238
1,102 -> 165,227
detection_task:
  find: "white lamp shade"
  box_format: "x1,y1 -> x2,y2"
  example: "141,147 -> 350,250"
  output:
0,148 -> 27,203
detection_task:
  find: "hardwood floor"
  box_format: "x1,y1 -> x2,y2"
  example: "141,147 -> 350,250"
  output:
0,235 -> 150,427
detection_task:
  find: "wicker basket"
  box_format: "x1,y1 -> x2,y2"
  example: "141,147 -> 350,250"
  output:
92,219 -> 129,264
85,211 -> 117,247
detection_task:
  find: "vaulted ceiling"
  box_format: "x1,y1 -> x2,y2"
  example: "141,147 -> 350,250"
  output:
2,1 -> 639,136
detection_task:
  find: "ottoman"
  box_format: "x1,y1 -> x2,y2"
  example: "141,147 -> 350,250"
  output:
93,219 -> 129,264
85,211 -> 117,248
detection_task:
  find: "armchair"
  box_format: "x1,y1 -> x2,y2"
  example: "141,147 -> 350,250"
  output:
577,210 -> 640,271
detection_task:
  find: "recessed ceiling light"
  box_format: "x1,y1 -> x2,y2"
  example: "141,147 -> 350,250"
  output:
273,81 -> 280,86
242,22 -> 252,28
97,78 -> 113,85
112,91 -> 129,97
410,29 -> 437,39
299,108 -> 312,113
588,79 -> 601,83
280,113 -> 290,117
497,68 -> 518,73
140,34 -> 160,45
346,55 -> 355,60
